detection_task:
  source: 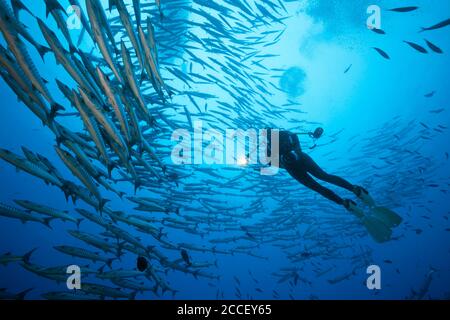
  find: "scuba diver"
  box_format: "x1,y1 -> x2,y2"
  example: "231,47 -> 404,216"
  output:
266,128 -> 402,243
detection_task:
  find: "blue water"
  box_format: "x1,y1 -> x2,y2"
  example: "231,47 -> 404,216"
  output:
0,0 -> 449,300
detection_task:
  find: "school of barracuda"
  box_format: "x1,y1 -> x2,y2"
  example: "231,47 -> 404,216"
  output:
0,0 -> 449,299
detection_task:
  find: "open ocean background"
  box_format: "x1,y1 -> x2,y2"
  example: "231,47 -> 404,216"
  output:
0,0 -> 449,299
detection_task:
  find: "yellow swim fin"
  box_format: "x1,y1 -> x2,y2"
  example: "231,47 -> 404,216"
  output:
346,199 -> 394,243
362,215 -> 392,243
372,207 -> 403,228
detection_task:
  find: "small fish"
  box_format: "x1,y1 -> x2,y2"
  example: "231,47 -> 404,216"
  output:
420,18 -> 450,32
344,64 -> 352,73
371,28 -> 386,35
373,47 -> 390,59
82,283 -> 136,300
0,288 -> 32,300
85,0 -> 122,82
42,291 -> 100,300
132,0 -> 141,26
0,248 -> 36,266
181,249 -> 191,266
429,108 -> 445,114
389,7 -> 419,13
54,245 -> 115,267
420,122 -> 430,129
404,41 -> 428,54
413,268 -> 437,300
14,200 -> 82,227
424,91 -> 436,98
424,39 -> 443,54
0,202 -> 53,229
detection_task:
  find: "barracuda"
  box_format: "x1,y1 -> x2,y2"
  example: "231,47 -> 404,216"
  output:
109,0 -> 144,70
120,40 -> 153,123
0,148 -> 63,188
54,245 -> 115,268
0,0 -> 64,118
43,0 -> 76,53
14,199 -> 82,227
37,18 -> 102,102
78,87 -> 128,153
86,0 -> 122,82
0,44 -> 49,115
71,90 -> 111,171
0,202 -> 53,229
96,66 -> 131,144
68,230 -> 122,255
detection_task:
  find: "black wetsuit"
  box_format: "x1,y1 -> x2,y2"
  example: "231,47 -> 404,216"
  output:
269,130 -> 354,206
